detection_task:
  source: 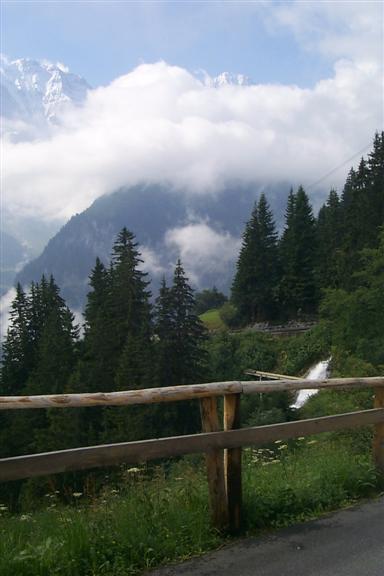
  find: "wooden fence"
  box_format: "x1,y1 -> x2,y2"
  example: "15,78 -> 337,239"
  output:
1,377 -> 384,533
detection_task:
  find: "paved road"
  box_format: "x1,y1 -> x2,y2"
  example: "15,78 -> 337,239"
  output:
149,498 -> 384,576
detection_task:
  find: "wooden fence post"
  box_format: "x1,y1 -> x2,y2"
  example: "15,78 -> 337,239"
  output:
200,397 -> 228,532
373,388 -> 384,474
224,393 -> 242,534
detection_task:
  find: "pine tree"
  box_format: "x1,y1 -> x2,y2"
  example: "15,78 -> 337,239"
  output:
154,262 -> 207,435
367,132 -> 384,239
154,278 -> 174,388
28,277 -> 79,452
1,284 -> 31,395
170,260 -> 207,387
1,276 -> 78,455
100,228 -> 154,443
337,134 -> 384,290
232,194 -> 279,323
316,189 -> 344,290
279,186 -> 318,317
108,228 -> 152,363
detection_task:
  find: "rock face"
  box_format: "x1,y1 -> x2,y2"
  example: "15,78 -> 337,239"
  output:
1,56 -> 90,134
1,57 -> 251,135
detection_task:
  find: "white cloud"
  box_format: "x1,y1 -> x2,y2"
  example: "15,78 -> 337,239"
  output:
165,222 -> 240,287
2,2 -> 383,226
262,1 -> 383,65
139,246 -> 166,277
0,288 -> 16,340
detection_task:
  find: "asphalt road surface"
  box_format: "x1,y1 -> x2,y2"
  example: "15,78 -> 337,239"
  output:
149,497 -> 384,576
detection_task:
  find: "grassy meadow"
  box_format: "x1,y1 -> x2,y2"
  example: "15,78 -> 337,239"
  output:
1,431 -> 381,576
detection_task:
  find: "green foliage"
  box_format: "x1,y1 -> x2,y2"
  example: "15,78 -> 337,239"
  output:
279,186 -> 318,318
243,440 -> 378,530
232,194 -> 279,323
0,462 -> 220,576
218,302 -> 240,328
275,324 -> 331,376
194,287 -> 227,315
1,276 -> 78,457
153,262 -> 208,435
319,230 -> 384,368
316,189 -> 344,289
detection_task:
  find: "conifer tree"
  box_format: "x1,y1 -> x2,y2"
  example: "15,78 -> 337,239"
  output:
154,278 -> 174,388
154,262 -> 207,435
279,186 -> 318,317
108,228 -> 152,363
316,189 -> 343,290
1,276 -> 78,455
339,134 -> 384,289
68,258 -> 112,445
28,276 -> 79,452
367,132 -> 384,238
101,228 -> 154,442
170,260 -> 207,387
79,258 -> 114,390
1,284 -> 31,394
232,194 -> 279,323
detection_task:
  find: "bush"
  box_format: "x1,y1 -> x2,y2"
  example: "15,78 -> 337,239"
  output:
219,302 -> 240,328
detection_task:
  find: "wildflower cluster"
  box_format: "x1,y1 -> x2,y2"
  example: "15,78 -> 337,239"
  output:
245,436 -> 319,470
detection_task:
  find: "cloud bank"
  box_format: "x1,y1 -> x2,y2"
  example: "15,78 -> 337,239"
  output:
3,47 -> 382,224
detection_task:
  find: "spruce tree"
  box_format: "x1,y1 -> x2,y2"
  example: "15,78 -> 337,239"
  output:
170,260 -> 207,387
64,258 -> 112,446
28,276 -> 79,452
1,276 -> 78,455
279,186 -> 318,317
101,228 -> 154,442
154,262 -> 207,435
108,228 -> 152,362
367,131 -> 384,239
232,194 -> 279,324
338,133 -> 384,290
154,278 -> 174,388
1,284 -> 31,395
316,189 -> 343,290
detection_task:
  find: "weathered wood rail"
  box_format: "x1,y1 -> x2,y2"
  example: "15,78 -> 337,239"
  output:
1,377 -> 384,533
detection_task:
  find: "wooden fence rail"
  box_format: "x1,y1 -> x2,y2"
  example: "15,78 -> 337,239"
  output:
1,377 -> 384,410
1,377 -> 384,534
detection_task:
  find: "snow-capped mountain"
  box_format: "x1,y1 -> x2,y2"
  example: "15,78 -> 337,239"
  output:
0,56 -> 90,129
196,69 -> 252,87
209,72 -> 252,87
1,56 -> 252,138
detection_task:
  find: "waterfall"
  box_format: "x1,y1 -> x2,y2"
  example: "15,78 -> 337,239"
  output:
291,358 -> 331,409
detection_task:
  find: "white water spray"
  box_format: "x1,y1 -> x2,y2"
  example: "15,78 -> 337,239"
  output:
291,358 -> 331,409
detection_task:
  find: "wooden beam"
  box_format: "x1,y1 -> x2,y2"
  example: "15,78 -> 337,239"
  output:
244,370 -> 300,380
200,397 -> 228,531
373,388 -> 384,474
241,377 -> 384,394
1,378 -> 384,410
0,382 -> 242,410
224,394 -> 242,534
2,408 -> 384,482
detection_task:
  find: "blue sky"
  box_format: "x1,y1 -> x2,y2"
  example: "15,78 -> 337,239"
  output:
1,1 -> 337,87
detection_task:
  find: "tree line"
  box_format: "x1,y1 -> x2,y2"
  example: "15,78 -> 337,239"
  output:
231,132 -> 384,325
0,229 -> 207,458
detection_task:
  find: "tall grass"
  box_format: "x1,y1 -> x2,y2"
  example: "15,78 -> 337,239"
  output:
0,438 -> 381,576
